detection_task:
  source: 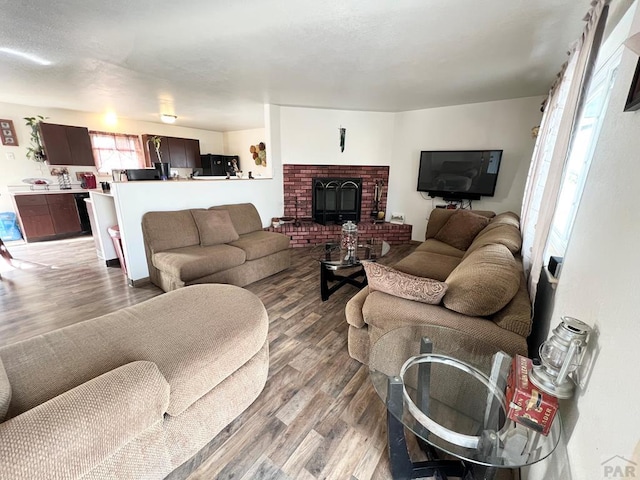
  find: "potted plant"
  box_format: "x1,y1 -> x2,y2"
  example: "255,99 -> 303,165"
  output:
147,135 -> 169,180
148,135 -> 162,162
24,115 -> 48,163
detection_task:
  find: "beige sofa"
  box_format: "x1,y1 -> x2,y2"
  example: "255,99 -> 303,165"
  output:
346,208 -> 532,363
142,203 -> 290,292
0,284 -> 269,480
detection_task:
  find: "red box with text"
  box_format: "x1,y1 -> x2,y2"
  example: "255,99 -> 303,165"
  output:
505,355 -> 558,436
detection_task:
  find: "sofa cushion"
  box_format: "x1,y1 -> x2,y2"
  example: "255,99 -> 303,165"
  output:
153,244 -> 246,282
0,356 -> 10,421
465,224 -> 522,257
142,210 -> 200,253
364,262 -> 448,304
434,210 -> 490,250
443,244 -> 520,316
486,211 -> 520,229
394,251 -> 462,282
415,239 -> 465,258
426,208 -> 495,240
210,203 -> 263,236
191,209 -> 240,246
228,230 -> 290,261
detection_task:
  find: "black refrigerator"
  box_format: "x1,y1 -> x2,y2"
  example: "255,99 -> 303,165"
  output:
200,154 -> 240,176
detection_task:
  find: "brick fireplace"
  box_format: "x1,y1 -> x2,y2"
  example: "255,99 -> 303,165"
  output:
267,164 -> 412,247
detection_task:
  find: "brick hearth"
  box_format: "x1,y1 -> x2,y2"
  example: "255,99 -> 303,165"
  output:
266,220 -> 412,247
271,164 -> 412,247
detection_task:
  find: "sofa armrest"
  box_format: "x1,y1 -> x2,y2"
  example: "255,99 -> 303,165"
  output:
346,286 -> 370,328
0,361 -> 170,480
363,291 -> 528,356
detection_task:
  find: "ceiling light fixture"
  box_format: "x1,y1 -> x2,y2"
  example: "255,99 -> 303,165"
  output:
104,111 -> 118,126
0,47 -> 52,66
160,114 -> 177,124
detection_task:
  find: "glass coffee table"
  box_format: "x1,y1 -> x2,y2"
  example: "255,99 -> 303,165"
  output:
369,325 -> 562,479
311,238 -> 389,301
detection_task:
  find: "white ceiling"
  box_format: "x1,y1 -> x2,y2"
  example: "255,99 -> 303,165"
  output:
0,0 -> 593,132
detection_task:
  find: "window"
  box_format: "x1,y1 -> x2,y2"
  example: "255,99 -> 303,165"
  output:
544,48 -> 622,264
89,131 -> 146,174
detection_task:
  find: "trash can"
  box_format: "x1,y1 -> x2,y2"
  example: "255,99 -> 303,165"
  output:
107,225 -> 127,276
0,212 -> 22,241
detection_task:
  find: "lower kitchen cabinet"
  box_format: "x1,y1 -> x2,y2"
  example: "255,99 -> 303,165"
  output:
13,193 -> 82,242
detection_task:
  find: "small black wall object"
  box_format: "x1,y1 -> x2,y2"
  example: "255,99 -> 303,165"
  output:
339,127 -> 346,152
548,256 -> 564,277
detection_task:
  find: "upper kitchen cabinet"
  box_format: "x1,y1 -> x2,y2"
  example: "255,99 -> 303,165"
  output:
39,123 -> 95,166
142,135 -> 201,168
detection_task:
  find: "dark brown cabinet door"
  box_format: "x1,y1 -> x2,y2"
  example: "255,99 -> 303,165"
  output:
13,193 -> 82,241
184,138 -> 201,168
142,134 -> 200,168
40,123 -> 95,166
20,215 -> 56,239
13,194 -> 55,240
66,126 -> 95,166
39,123 -> 72,165
47,195 -> 81,234
167,136 -> 187,168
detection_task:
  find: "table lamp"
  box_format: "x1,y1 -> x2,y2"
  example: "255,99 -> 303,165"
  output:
529,316 -> 592,399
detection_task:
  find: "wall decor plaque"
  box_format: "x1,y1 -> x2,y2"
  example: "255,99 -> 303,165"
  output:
0,119 -> 18,146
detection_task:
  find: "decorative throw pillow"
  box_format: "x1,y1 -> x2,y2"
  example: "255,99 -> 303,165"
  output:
434,210 -> 490,251
191,209 -> 240,246
363,262 -> 448,304
0,356 -> 11,422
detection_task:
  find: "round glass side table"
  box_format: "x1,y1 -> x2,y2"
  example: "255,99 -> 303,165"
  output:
369,325 -> 562,479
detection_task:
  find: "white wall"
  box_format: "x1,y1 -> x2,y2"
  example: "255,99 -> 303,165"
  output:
0,101 -> 225,212
277,101 -> 540,241
279,106 -> 395,165
391,97 -> 544,241
222,127 -> 269,177
524,4 -> 640,479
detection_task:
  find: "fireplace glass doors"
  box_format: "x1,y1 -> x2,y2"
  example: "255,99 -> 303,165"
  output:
312,178 -> 362,225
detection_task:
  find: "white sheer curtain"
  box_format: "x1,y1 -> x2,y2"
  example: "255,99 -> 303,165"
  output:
520,0 -> 609,300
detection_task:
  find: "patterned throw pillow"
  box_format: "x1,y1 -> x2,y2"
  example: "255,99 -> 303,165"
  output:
363,262 -> 448,304
434,210 -> 490,250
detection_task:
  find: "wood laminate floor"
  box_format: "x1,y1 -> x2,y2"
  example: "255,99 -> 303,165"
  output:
0,237 -> 513,480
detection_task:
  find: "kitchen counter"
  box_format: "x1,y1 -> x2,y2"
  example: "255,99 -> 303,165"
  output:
10,189 -> 99,195
8,186 -> 97,195
108,176 -> 271,184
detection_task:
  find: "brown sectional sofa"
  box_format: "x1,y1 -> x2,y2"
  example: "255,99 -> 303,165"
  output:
0,284 -> 269,479
346,208 -> 532,364
142,203 -> 291,292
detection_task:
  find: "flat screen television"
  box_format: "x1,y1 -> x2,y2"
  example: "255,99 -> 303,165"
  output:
417,150 -> 503,200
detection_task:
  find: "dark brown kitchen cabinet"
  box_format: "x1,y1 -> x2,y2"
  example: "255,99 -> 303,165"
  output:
184,139 -> 201,168
13,194 -> 82,242
142,135 -> 201,168
39,122 -> 95,166
47,194 -> 82,234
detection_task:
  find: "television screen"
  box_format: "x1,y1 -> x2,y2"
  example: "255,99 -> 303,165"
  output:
417,150 -> 502,200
